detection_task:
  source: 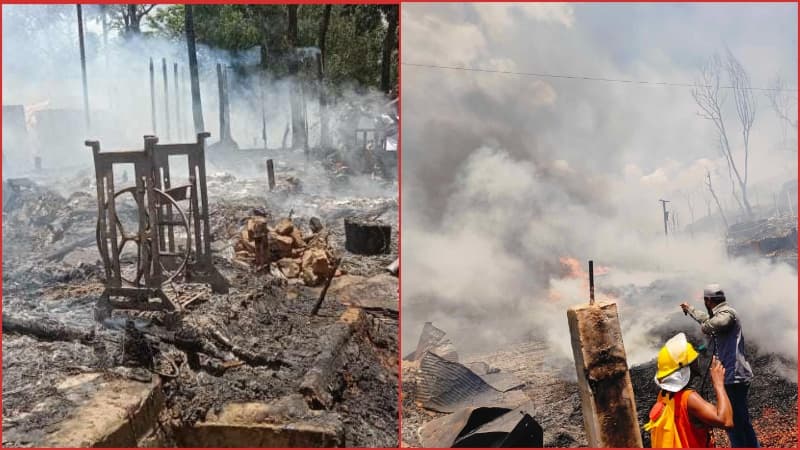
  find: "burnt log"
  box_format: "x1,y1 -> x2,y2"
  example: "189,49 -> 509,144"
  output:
298,317 -> 358,409
2,312 -> 94,343
344,218 -> 391,255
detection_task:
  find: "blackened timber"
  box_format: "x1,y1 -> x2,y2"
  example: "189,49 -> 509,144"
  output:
162,58 -> 171,140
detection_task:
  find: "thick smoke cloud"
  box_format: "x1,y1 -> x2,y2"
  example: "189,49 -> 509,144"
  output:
401,3 -> 797,372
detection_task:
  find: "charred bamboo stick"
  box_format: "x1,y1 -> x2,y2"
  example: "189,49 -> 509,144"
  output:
310,257 -> 341,316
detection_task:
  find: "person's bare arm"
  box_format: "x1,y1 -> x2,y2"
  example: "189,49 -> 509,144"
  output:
686,357 -> 733,428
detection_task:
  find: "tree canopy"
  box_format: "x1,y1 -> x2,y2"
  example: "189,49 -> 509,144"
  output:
147,4 -> 397,91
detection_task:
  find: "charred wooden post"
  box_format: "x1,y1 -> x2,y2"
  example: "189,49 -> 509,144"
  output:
311,257 -> 342,316
217,63 -> 225,141
567,300 -> 641,448
149,58 -> 157,134
174,62 -> 181,141
162,58 -> 171,140
344,218 -> 391,255
266,159 -> 275,191
252,221 -> 269,267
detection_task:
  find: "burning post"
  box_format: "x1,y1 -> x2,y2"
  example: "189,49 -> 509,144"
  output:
566,260 -> 642,448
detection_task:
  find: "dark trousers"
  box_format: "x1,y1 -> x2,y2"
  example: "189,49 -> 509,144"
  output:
724,383 -> 759,448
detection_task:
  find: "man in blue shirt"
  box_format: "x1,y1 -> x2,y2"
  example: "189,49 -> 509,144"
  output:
681,283 -> 759,448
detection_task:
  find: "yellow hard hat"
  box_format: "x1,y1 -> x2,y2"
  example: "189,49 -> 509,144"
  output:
656,333 -> 699,380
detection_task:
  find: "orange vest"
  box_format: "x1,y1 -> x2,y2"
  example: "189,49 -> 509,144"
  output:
672,389 -> 712,448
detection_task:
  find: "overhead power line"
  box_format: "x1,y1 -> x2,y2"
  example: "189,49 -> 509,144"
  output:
402,62 -> 798,92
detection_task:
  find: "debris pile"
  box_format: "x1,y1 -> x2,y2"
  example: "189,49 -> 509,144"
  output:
234,216 -> 337,286
726,215 -> 798,265
404,315 -> 797,448
402,323 -> 543,448
3,151 -> 399,448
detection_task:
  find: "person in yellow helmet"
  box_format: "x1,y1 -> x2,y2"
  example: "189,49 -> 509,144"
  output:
644,333 -> 733,448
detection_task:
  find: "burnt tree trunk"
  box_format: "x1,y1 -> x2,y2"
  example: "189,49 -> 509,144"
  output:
287,5 -> 307,151
318,5 -> 332,148
380,6 -> 398,94
185,5 -> 205,134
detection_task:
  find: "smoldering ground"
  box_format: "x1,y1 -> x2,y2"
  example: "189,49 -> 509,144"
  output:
401,3 -> 797,377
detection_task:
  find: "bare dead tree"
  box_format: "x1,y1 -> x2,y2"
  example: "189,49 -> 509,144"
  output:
705,169 -> 729,229
684,191 -> 696,238
717,132 -> 745,214
766,76 -> 798,139
693,50 -> 755,218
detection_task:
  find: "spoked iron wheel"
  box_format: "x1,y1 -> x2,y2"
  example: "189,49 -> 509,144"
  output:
96,186 -> 191,288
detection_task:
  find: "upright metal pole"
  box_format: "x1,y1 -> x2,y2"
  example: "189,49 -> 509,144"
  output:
150,58 -> 157,134
588,260 -> 595,305
162,58 -> 171,140
77,5 -> 90,130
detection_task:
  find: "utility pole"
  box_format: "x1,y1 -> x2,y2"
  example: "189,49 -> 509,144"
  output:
659,199 -> 670,237
76,4 -> 90,130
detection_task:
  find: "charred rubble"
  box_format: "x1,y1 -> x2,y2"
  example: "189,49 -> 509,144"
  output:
402,318 -> 796,448
2,144 -> 398,447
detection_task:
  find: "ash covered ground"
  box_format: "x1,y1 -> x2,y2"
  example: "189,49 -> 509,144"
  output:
2,149 -> 399,447
402,332 -> 796,448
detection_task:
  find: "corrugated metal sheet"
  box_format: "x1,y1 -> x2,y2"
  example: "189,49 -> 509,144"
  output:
416,352 -> 528,413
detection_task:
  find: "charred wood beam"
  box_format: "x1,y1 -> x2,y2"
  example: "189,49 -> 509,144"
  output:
298,317 -> 357,409
2,312 -> 94,343
43,234 -> 96,261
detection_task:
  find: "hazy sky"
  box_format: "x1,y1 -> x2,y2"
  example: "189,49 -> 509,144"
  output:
402,2 -> 797,224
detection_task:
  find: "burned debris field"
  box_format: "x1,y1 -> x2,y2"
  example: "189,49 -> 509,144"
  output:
2,4 -> 399,447
402,305 -> 797,448
3,146 -> 398,447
